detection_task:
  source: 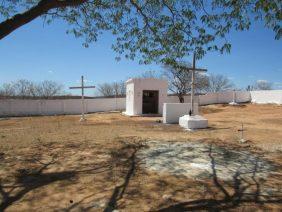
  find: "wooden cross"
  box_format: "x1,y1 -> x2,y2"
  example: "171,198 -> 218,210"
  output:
179,53 -> 207,115
69,76 -> 96,122
238,123 -> 246,143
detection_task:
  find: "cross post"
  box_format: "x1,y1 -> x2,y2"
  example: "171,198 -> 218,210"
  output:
180,53 -> 207,115
191,54 -> 195,115
238,123 -> 246,143
69,76 -> 96,122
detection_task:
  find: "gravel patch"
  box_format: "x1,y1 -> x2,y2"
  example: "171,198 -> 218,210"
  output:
139,141 -> 274,181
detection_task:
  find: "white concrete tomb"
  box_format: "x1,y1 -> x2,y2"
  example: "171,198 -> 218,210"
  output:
179,115 -> 208,130
163,103 -> 199,124
124,78 -> 168,116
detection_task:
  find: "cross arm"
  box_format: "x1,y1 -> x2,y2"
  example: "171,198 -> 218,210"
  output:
176,65 -> 207,72
82,86 -> 96,89
185,68 -> 207,72
69,86 -> 96,89
69,86 -> 82,89
193,68 -> 207,72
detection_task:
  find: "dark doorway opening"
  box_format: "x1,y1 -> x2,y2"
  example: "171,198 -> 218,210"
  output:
142,90 -> 159,114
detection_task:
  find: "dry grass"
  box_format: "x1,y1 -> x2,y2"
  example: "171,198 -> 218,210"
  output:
0,104 -> 281,211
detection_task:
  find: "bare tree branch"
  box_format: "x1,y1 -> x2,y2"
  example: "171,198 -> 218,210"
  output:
207,74 -> 234,92
163,62 -> 209,102
0,0 -> 87,40
97,81 -> 126,97
0,79 -> 64,99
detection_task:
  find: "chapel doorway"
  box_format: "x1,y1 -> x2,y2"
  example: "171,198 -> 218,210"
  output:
142,90 -> 159,114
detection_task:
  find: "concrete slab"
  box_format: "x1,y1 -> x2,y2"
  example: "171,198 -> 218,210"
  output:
138,141 -> 274,181
229,101 -> 239,106
179,115 -> 208,129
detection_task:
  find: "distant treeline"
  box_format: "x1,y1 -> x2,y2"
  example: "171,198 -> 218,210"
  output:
0,79 -> 65,99
0,72 -> 273,100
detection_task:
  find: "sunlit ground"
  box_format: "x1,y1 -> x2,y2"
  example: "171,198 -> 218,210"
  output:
0,104 -> 281,211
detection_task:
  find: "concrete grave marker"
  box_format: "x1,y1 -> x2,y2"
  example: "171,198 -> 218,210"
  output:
178,53 -> 208,130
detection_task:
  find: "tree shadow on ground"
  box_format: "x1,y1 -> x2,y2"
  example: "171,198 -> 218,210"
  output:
0,157 -> 76,211
0,154 -> 112,211
155,144 -> 282,211
103,142 -> 146,212
1,141 -> 280,211
60,140 -> 146,212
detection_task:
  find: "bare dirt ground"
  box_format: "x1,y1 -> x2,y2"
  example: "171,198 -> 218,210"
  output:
0,104 -> 281,211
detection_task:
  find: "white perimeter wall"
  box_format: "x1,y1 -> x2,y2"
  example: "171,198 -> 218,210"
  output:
198,91 -> 251,105
0,90 -> 280,117
166,95 -> 200,103
250,90 -> 282,104
0,98 -> 125,117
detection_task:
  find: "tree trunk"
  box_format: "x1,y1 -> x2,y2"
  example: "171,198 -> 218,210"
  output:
178,95 -> 184,103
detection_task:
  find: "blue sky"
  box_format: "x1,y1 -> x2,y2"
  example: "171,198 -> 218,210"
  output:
0,18 -> 281,96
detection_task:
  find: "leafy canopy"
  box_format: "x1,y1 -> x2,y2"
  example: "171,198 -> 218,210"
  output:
1,0 -> 281,64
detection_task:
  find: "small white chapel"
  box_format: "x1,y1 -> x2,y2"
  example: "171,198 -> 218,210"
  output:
124,78 -> 168,116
